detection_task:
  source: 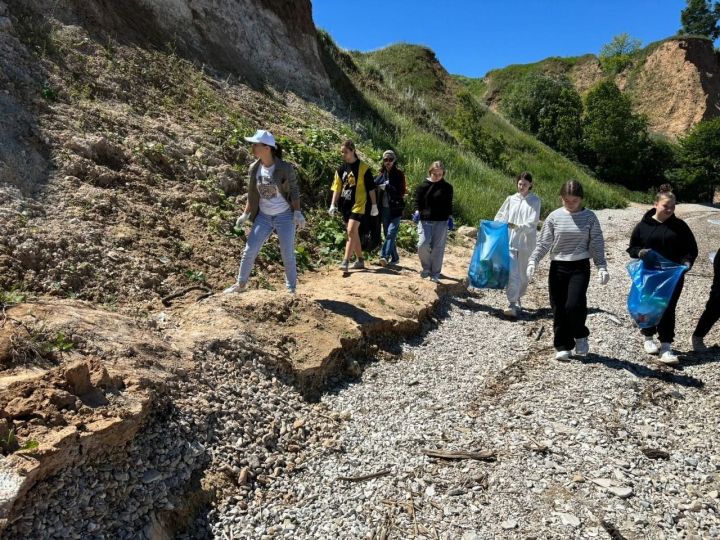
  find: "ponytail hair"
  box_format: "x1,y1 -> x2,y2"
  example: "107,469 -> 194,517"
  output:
271,142 -> 283,160
559,179 -> 584,199
655,183 -> 676,204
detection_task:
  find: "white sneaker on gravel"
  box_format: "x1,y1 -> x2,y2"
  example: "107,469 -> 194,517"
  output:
574,337 -> 589,356
555,350 -> 571,362
658,343 -> 679,365
643,337 -> 659,355
223,281 -> 247,294
503,305 -> 518,318
691,335 -> 707,352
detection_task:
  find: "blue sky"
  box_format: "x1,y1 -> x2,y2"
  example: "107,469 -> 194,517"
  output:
312,0 -> 713,77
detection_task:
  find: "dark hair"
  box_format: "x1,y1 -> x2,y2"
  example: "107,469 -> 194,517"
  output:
655,183 -> 676,204
560,180 -> 584,199
341,139 -> 358,160
517,171 -> 533,190
271,143 -> 283,160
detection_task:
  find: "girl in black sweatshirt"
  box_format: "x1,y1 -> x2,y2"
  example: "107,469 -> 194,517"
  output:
627,184 -> 698,364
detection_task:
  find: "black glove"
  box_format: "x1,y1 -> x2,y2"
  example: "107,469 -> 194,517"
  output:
638,248 -> 651,260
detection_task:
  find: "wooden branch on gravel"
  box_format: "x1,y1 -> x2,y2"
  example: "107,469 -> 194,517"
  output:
421,448 -> 497,462
337,468 -> 392,482
161,285 -> 213,306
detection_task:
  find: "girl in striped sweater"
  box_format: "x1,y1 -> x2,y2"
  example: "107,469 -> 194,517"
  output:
527,180 -> 609,361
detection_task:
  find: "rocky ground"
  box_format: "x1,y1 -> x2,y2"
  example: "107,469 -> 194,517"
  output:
3,204 -> 720,539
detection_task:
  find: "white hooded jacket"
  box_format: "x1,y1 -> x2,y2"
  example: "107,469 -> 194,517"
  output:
494,192 -> 541,252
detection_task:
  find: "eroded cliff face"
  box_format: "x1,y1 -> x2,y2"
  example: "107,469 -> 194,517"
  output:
10,0 -> 334,100
621,38 -> 720,138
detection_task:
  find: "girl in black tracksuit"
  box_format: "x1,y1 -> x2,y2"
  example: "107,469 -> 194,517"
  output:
691,249 -> 720,350
627,185 -> 698,364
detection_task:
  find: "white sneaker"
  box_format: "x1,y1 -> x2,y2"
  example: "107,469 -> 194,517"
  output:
574,337 -> 589,356
691,335 -> 707,352
503,305 -> 518,318
351,258 -> 365,270
338,260 -> 349,272
223,281 -> 247,294
555,350 -> 571,362
658,343 -> 679,365
643,337 -> 659,355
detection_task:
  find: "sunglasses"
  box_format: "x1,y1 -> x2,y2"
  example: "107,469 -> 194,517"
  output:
383,157 -> 395,162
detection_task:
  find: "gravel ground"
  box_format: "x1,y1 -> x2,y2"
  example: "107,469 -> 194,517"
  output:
5,204 -> 720,539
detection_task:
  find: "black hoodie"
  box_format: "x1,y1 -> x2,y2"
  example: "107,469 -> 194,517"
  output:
627,209 -> 698,266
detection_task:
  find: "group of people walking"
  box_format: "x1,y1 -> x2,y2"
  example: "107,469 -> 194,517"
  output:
224,128 -> 719,365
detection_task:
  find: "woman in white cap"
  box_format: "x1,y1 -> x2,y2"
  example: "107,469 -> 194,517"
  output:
224,129 -> 305,294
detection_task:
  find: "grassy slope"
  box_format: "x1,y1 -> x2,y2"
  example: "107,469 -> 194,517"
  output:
347,43 -> 626,225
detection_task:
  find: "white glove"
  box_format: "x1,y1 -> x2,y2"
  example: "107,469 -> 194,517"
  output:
328,204 -> 337,216
370,204 -> 379,217
293,210 -> 306,230
235,213 -> 250,227
526,263 -> 536,281
598,269 -> 610,285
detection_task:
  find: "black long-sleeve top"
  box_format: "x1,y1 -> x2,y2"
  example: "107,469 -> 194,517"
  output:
627,209 -> 698,266
415,178 -> 453,221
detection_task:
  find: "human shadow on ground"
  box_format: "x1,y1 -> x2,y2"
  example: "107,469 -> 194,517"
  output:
678,346 -> 720,367
577,353 -> 704,389
315,299 -> 380,325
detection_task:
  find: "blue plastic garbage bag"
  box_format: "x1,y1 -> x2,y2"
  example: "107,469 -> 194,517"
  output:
468,220 -> 510,289
626,250 -> 687,328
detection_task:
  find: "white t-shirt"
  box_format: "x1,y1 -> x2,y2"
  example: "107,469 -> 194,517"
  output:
257,163 -> 290,215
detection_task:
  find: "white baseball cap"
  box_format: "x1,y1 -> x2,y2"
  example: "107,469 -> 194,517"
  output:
244,129 -> 276,148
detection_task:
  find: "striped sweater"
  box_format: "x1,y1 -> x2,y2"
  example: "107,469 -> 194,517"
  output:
529,207 -> 607,269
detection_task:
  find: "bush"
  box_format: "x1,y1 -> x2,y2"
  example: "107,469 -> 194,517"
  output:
450,92 -> 509,171
502,75 -> 584,159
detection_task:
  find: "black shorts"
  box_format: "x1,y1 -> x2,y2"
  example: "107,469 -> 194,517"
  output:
343,212 -> 364,223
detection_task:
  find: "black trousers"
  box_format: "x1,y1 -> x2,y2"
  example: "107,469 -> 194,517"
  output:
641,274 -> 685,343
694,250 -> 720,338
549,259 -> 590,351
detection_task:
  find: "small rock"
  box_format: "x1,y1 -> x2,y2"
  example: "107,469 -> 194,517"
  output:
607,486 -> 633,498
556,512 -> 581,528
500,519 -> 517,530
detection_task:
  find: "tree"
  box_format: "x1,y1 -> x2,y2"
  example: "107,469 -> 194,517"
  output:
582,81 -> 653,188
450,91 -> 508,171
669,117 -> 720,201
599,33 -> 642,74
502,75 -> 584,159
680,0 -> 720,40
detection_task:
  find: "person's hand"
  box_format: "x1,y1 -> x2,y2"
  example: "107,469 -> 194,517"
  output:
638,248 -> 651,260
293,210 -> 306,230
598,269 -> 610,285
328,204 -> 337,216
683,261 -> 691,269
526,263 -> 536,281
235,213 -> 250,228
412,211 -> 420,224
370,204 -> 379,217
447,217 -> 454,231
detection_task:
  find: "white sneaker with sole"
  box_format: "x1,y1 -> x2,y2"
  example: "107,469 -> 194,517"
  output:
338,260 -> 349,272
574,337 -> 589,356
555,350 -> 571,362
351,259 -> 365,270
691,335 -> 707,352
503,305 -> 518,318
658,342 -> 679,365
643,337 -> 659,355
223,281 -> 247,294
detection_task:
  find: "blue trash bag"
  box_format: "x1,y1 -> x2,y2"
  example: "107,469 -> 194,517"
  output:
468,220 -> 510,289
626,250 -> 688,328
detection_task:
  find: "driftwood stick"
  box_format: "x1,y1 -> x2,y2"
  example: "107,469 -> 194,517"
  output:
337,468 -> 392,482
161,285 -> 213,306
422,448 -> 497,462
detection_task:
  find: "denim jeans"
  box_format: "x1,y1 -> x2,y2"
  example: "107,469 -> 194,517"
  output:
417,220 -> 448,278
380,206 -> 401,262
237,209 -> 297,291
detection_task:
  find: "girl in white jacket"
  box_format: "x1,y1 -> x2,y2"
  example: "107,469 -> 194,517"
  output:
494,172 -> 541,317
